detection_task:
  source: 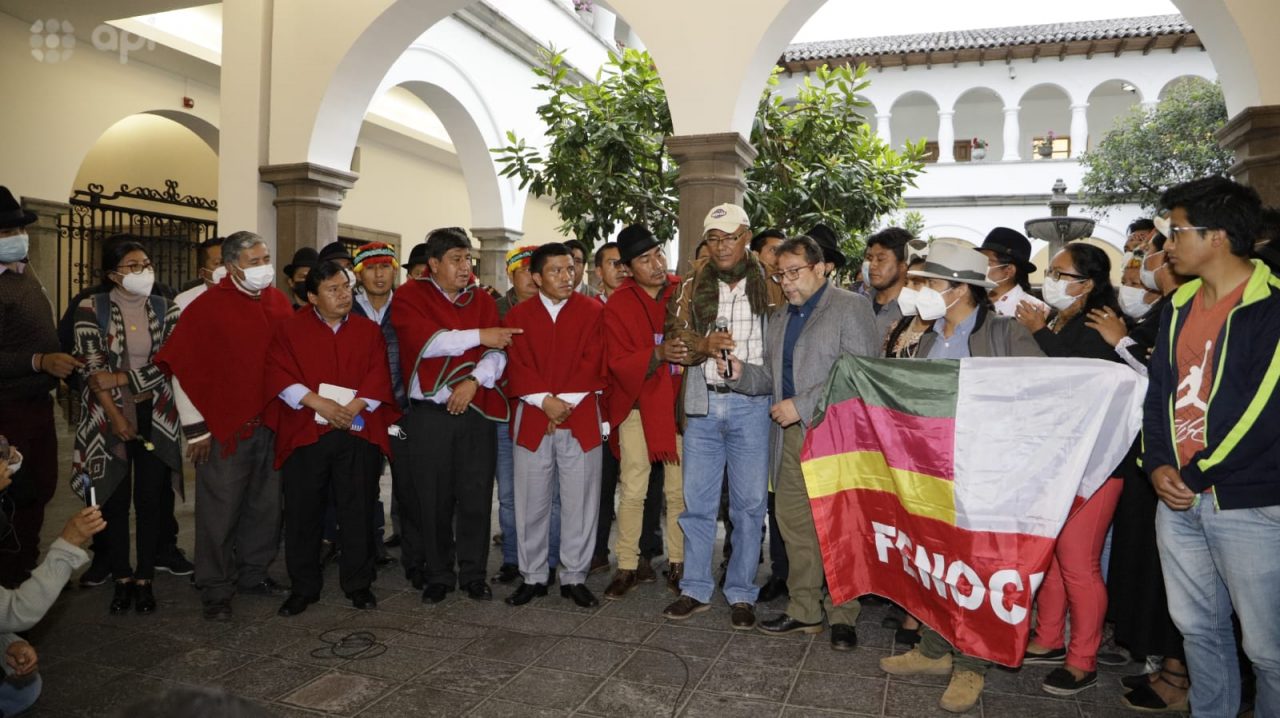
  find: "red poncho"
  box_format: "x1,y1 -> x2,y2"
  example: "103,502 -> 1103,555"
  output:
263,308 -> 401,469
603,277 -> 682,463
389,278 -> 509,421
155,278 -> 294,452
502,293 -> 606,453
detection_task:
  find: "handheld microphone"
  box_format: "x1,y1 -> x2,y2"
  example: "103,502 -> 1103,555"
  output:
714,316 -> 732,380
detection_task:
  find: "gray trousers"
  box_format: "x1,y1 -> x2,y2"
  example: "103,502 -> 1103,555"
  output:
513,415 -> 601,586
194,424 -> 282,604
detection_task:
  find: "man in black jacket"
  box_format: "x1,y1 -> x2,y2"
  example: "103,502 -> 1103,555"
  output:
1141,176 -> 1280,718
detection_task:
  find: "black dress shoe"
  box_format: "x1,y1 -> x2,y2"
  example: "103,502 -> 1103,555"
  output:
505,582 -> 547,606
383,534 -> 401,548
560,583 -> 599,608
240,578 -> 290,597
321,540 -> 339,566
134,582 -> 156,615
278,594 -> 318,617
374,552 -> 396,568
464,580 -> 493,601
830,623 -> 858,651
347,587 -> 377,610
757,576 -> 789,602
422,583 -> 450,604
202,599 -> 232,621
109,581 -> 135,615
756,614 -> 824,635
492,563 -> 520,584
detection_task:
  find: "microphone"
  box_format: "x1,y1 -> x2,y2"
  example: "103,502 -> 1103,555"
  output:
714,316 -> 732,380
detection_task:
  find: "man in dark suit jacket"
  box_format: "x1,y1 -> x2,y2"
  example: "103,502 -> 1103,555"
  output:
723,235 -> 880,651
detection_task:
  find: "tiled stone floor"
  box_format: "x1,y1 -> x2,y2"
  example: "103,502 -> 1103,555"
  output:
23,419 -> 1170,717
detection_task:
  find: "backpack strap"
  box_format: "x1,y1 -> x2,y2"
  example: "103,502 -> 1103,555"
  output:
93,292 -> 113,339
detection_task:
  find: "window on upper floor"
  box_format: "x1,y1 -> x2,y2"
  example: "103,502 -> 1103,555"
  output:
1032,136 -> 1071,160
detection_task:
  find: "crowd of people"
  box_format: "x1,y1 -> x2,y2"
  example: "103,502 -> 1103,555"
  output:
0,175 -> 1277,717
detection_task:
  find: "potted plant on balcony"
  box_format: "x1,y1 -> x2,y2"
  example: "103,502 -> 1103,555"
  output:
574,0 -> 594,22
1038,130 -> 1056,158
971,137 -> 988,161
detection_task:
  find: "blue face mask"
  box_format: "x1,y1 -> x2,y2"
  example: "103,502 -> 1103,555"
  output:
0,234 -> 29,263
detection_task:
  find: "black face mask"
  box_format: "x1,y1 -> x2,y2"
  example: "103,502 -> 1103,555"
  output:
292,282 -> 308,303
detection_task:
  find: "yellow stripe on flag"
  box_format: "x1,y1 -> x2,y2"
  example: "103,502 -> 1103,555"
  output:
802,451 -> 957,526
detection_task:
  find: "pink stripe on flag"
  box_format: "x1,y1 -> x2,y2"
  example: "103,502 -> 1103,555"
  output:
804,398 -> 955,481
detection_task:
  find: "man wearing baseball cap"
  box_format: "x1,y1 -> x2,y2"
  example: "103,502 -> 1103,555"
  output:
662,203 -> 782,628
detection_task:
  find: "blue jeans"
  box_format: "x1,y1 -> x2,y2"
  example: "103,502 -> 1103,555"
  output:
1156,500 -> 1280,718
496,422 -> 558,568
0,673 -> 41,716
678,392 -> 772,605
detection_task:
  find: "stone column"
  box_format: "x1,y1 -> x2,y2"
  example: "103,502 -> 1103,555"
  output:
219,0 -> 276,245
665,132 -> 757,270
1002,106 -> 1022,161
1218,105 -> 1280,206
875,112 -> 892,146
20,197 -> 69,312
937,110 -> 956,163
471,226 -> 523,293
1069,103 -> 1089,158
259,163 -> 358,269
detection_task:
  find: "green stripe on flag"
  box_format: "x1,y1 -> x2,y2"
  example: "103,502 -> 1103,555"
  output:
813,356 -> 960,425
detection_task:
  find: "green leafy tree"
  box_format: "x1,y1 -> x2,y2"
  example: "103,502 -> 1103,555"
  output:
494,49 -> 926,260
1080,78 -> 1234,216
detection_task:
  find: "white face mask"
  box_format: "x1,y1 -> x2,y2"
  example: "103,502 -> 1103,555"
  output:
120,268 -> 155,297
897,286 -> 919,316
1140,252 -> 1165,291
1118,285 -> 1154,319
986,263 -> 1010,286
915,286 -> 952,321
0,233 -> 29,263
237,263 -> 275,292
1041,275 -> 1083,311
861,260 -> 871,285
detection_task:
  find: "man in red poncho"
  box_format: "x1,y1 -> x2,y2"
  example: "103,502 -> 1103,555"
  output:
601,225 -> 688,601
263,260 -> 400,617
388,228 -> 521,604
502,243 -> 607,608
154,231 -> 294,621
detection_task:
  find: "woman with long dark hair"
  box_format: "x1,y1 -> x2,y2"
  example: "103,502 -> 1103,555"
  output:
71,235 -> 182,615
1015,242 -> 1128,696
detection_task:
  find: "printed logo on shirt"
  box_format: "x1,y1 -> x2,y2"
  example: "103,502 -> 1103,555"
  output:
1174,338 -> 1212,446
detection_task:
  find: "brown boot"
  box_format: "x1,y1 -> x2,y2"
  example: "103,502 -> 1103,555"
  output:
603,569 -> 639,600
636,557 -> 656,583
665,562 -> 683,595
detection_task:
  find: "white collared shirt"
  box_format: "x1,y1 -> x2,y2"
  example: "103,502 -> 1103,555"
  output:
521,291 -> 587,409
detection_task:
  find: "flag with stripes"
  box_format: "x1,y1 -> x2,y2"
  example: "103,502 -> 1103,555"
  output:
800,356 -> 1145,667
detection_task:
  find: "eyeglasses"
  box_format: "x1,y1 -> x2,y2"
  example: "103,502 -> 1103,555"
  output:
1045,268 -> 1086,282
704,230 -> 743,248
1168,225 -> 1211,239
115,261 -> 152,275
770,264 -> 815,284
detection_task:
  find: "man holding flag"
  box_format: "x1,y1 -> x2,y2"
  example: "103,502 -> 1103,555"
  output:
719,235 -> 879,650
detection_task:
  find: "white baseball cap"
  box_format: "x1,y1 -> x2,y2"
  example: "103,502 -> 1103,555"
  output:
703,203 -> 749,237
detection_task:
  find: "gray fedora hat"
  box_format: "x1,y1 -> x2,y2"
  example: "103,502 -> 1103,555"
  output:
907,242 -> 996,290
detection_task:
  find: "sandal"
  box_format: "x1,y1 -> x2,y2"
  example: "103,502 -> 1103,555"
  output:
1121,669 -> 1189,713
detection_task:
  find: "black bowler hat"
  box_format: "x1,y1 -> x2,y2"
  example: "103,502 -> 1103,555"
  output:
806,223 -> 847,269
318,241 -> 353,265
979,227 -> 1036,273
617,224 -> 659,264
404,242 -> 429,270
0,187 -> 36,229
283,246 -> 318,276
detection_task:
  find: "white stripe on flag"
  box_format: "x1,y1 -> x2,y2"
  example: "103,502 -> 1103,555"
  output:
952,357 -> 1146,538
